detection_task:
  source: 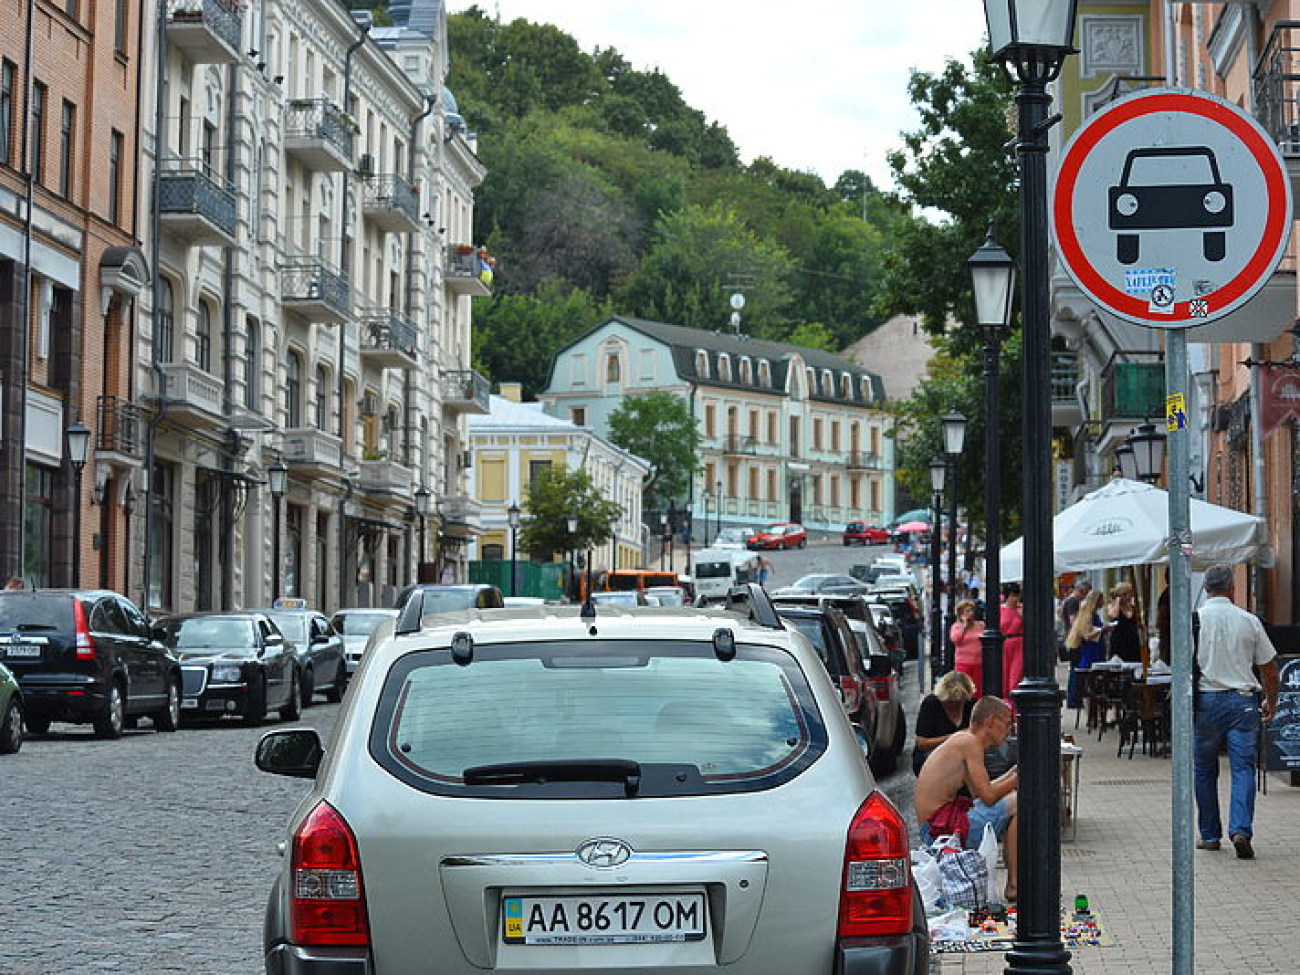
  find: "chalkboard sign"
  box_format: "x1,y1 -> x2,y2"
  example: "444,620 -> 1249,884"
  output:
1264,656 -> 1300,772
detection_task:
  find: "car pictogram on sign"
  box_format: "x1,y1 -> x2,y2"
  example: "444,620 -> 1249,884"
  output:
1108,146 -> 1234,265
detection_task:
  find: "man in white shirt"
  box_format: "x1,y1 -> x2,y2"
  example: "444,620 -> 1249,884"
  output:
1193,564 -> 1280,859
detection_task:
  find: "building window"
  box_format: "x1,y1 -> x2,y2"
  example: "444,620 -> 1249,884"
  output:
108,130 -> 122,224
718,354 -> 732,381
528,459 -> 553,492
147,460 -> 175,611
314,365 -> 330,429
196,302 -> 212,372
767,411 -> 777,444
841,374 -> 852,398
65,0 -> 79,20
805,367 -> 816,395
570,407 -> 586,426
860,377 -> 873,400
1,61 -> 13,168
704,403 -> 716,439
31,82 -> 46,185
813,417 -> 824,451
23,464 -> 54,586
831,421 -> 840,453
59,99 -> 75,198
244,318 -> 260,409
605,353 -> 621,383
740,358 -> 752,384
758,360 -> 770,386
157,279 -> 175,363
285,351 -> 303,428
695,350 -> 710,378
114,0 -> 127,52
767,469 -> 777,502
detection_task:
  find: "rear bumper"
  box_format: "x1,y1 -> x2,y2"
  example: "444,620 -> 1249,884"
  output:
836,932 -> 930,975
265,944 -> 371,975
19,675 -> 110,719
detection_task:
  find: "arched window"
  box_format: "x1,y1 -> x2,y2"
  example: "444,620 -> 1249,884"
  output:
840,373 -> 852,398
606,353 -> 621,383
285,351 -> 302,428
860,377 -> 873,401
820,369 -> 834,395
758,360 -> 771,387
805,367 -> 817,394
695,350 -> 710,378
718,354 -> 732,381
739,357 -> 752,383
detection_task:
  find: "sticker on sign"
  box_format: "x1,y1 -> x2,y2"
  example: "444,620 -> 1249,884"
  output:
1053,88 -> 1291,329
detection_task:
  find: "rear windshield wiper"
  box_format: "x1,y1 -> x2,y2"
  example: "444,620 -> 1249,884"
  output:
463,759 -> 642,796
6,623 -> 57,632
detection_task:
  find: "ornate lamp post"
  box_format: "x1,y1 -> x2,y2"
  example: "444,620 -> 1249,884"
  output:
969,231 -> 1017,696
414,485 -> 431,567
1127,421 -> 1167,483
65,421 -> 92,588
267,460 -> 288,602
927,456 -> 947,689
980,0 -> 1078,971
566,514 -> 579,601
941,410 -> 967,674
507,502 -> 521,597
715,479 -> 723,541
659,513 -> 669,570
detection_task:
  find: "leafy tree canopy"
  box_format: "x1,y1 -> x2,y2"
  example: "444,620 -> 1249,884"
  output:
606,392 -> 701,510
519,467 -> 623,560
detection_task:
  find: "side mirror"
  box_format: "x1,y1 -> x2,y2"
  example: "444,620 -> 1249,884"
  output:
255,728 -> 323,779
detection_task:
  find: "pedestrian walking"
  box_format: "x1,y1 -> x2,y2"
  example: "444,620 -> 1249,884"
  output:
1000,582 -> 1024,708
949,600 -> 985,698
1193,564 -> 1280,860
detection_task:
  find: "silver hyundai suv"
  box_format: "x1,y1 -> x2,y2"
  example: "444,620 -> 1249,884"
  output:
255,585 -> 928,975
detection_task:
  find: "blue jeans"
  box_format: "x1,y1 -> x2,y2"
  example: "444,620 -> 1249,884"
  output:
1194,690 -> 1261,841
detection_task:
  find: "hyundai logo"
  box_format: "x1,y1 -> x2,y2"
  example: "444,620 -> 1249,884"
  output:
575,838 -> 633,868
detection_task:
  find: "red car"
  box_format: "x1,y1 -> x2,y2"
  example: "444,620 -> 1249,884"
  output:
843,521 -> 890,546
747,522 -> 808,550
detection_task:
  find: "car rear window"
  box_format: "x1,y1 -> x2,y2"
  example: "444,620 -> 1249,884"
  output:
0,594 -> 74,630
370,640 -> 826,798
267,613 -> 309,641
333,611 -> 394,636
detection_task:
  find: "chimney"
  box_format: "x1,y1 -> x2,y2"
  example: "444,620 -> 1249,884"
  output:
499,382 -> 523,403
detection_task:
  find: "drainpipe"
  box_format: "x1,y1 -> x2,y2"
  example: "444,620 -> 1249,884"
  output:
336,18 -> 369,610
405,94 -> 435,472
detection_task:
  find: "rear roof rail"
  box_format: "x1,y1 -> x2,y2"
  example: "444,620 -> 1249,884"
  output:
724,583 -> 783,630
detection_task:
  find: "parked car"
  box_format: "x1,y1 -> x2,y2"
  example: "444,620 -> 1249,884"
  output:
0,661 -> 24,753
643,586 -> 688,606
772,603 -> 876,743
155,612 -> 302,727
843,522 -> 890,546
746,522 -> 808,550
712,526 -> 756,550
588,590 -> 651,607
772,573 -> 869,597
258,602 -> 347,707
866,601 -> 906,670
255,584 -> 928,975
867,588 -> 924,660
0,588 -> 181,738
847,616 -> 907,774
330,608 -> 400,677
395,583 -> 505,615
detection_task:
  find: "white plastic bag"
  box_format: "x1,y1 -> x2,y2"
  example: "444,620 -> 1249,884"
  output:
977,823 -> 1000,907
911,847 -> 943,916
928,907 -> 971,943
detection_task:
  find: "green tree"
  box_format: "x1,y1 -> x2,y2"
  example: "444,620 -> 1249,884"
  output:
606,392 -> 701,511
519,467 -> 623,560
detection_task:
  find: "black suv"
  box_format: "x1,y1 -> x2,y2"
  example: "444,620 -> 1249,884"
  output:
773,603 -> 875,740
0,589 -> 182,738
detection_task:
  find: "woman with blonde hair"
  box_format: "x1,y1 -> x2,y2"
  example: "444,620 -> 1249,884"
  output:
949,599 -> 985,697
1064,588 -> 1109,709
912,670 -> 977,775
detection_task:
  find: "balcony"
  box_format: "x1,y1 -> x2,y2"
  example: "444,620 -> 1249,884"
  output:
284,99 -> 354,172
1052,348 -> 1082,428
440,493 -> 484,539
157,158 -> 238,247
358,458 -> 413,499
280,258 -> 351,324
845,451 -> 881,470
441,369 -> 491,414
1101,357 -> 1164,423
282,428 -> 343,475
723,435 -> 757,456
159,362 -> 224,426
95,396 -> 144,463
444,243 -> 491,296
166,0 -> 241,64
359,310 -> 419,370
361,173 -> 422,233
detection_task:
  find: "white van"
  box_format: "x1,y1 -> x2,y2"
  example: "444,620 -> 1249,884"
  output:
692,548 -> 761,601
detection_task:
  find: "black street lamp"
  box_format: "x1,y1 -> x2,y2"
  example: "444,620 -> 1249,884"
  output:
65,421 -> 91,588
1127,421 -> 1167,483
507,502 -> 521,597
941,409 -> 967,674
981,0 -> 1078,971
715,479 -> 723,541
566,514 -> 579,601
267,460 -> 288,602
414,485 -> 431,567
927,456 -> 947,689
969,230 -> 1017,697
659,512 -> 669,570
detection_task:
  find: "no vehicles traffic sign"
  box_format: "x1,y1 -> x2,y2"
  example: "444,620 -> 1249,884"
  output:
1053,88 -> 1291,329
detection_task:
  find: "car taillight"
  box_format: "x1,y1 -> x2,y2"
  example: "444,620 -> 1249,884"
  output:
289,801 -> 370,947
73,599 -> 96,660
869,675 -> 892,701
838,675 -> 859,706
839,791 -> 913,937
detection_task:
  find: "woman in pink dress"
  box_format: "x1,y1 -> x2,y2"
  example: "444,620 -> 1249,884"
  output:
949,599 -> 986,698
1000,582 -> 1024,712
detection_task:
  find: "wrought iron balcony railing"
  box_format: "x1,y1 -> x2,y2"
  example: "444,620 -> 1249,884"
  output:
157,157 -> 237,245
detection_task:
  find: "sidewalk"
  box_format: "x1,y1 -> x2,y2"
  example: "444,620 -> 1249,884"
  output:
930,662 -> 1300,974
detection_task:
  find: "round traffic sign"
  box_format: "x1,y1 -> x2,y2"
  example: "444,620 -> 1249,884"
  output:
1053,88 -> 1291,329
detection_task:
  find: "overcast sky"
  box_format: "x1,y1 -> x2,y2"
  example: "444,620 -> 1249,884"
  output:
443,1 -> 990,190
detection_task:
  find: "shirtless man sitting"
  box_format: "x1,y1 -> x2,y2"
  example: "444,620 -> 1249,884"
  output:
914,695 -> 1020,903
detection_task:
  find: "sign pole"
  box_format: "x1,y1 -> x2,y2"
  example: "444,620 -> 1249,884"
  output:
1167,330 -> 1195,975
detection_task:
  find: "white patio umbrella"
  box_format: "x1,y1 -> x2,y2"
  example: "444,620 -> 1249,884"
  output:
999,477 -> 1263,582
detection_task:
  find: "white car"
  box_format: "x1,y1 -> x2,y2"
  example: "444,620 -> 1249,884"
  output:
256,586 -> 928,975
330,608 -> 400,677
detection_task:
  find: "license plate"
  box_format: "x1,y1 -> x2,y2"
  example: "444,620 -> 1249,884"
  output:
181,699 -> 199,710
503,892 -> 706,945
1,644 -> 41,658
205,700 -> 227,711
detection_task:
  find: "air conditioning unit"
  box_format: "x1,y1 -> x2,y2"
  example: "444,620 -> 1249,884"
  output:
357,153 -> 375,177
360,392 -> 380,417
